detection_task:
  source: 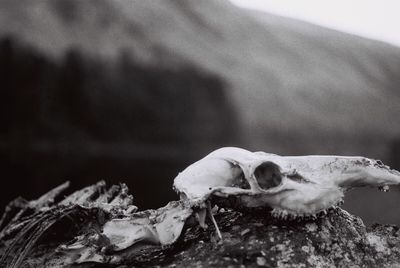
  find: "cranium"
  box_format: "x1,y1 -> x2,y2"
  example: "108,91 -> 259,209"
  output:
174,147 -> 400,219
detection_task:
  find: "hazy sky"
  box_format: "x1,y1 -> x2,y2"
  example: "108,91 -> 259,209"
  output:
230,0 -> 400,47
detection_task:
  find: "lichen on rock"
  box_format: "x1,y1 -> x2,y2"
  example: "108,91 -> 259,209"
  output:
165,207 -> 400,268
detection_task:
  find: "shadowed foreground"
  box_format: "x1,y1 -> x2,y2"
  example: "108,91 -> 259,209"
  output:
0,182 -> 399,267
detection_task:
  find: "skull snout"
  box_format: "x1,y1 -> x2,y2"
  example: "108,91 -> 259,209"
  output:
254,161 -> 282,190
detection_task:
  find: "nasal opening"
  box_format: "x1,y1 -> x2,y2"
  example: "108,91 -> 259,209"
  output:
254,161 -> 282,190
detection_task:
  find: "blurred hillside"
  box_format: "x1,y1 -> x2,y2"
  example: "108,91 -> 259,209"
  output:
0,0 -> 399,223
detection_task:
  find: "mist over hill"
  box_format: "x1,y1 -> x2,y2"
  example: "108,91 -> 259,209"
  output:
0,0 -> 399,223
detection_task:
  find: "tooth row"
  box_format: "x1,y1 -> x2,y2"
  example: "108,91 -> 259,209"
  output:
271,208 -> 333,221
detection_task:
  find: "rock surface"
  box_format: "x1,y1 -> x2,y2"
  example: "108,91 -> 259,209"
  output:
0,182 -> 399,267
169,208 -> 400,268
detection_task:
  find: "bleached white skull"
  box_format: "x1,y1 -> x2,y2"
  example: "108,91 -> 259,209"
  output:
174,147 -> 400,218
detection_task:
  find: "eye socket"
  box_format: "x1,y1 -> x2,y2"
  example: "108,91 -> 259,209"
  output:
254,161 -> 282,190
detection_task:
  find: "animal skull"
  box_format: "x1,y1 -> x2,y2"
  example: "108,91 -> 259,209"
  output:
174,147 -> 400,218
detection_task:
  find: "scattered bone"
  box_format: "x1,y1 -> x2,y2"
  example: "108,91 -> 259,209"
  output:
29,181 -> 70,209
59,180 -> 106,207
207,201 -> 223,241
0,180 -> 197,267
196,208 -> 208,229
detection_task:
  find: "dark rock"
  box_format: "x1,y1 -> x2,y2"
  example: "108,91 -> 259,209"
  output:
138,208 -> 400,267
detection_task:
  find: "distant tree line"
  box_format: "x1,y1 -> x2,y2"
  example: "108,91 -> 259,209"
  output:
0,37 -> 241,146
